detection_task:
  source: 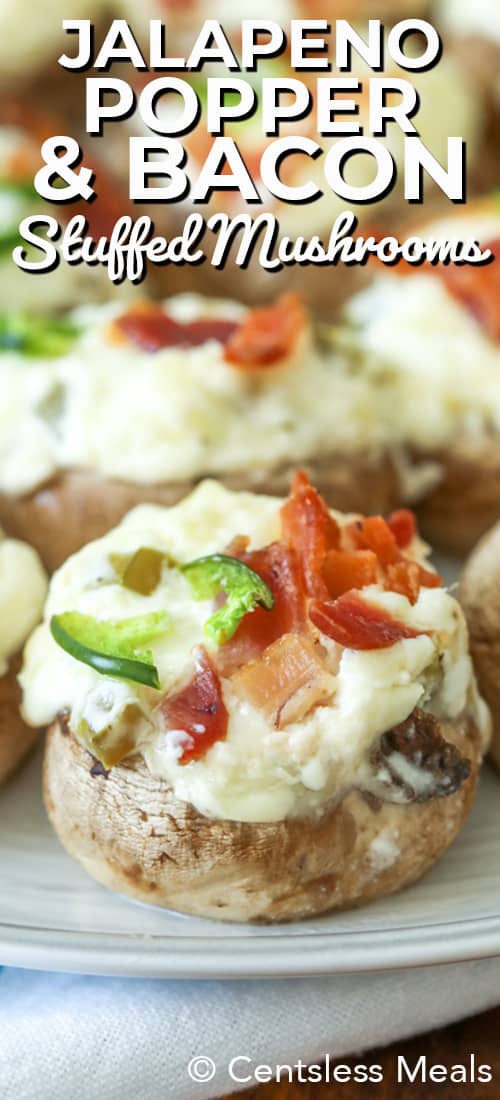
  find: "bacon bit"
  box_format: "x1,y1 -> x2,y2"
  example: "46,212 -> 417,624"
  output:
416,563 -> 442,591
217,541 -> 308,676
350,515 -> 400,566
231,633 -> 335,729
158,646 -> 228,765
345,512 -> 441,604
281,470 -> 340,598
309,592 -> 426,651
387,509 -> 417,549
111,303 -> 240,354
441,241 -> 500,345
384,560 -> 441,605
224,294 -> 307,368
323,549 -> 378,600
384,561 -> 422,605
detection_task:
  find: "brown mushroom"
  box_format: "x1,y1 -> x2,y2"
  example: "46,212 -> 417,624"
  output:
43,707 -> 482,923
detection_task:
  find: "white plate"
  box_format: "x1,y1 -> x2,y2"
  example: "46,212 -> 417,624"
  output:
1,746 -> 499,979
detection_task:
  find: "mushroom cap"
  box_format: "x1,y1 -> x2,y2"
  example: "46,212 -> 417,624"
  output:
0,452 -> 399,573
44,709 -> 482,923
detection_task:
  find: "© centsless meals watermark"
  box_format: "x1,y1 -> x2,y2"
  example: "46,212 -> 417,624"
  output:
187,1053 -> 494,1086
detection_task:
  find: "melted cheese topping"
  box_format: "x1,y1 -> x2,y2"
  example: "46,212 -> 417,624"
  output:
344,205 -> 500,452
20,480 -> 489,823
0,293 -> 382,496
0,532 -> 47,676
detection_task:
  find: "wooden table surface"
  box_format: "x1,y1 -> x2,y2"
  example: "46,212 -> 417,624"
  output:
223,1006 -> 500,1099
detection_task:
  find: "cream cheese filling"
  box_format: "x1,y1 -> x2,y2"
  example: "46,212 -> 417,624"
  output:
343,206 -> 500,453
0,293 -> 383,496
20,481 -> 489,823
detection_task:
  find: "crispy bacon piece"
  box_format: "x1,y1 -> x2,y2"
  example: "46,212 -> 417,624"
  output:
349,515 -> 400,566
224,294 -> 307,368
386,509 -> 417,549
416,563 -> 442,590
217,541 -> 308,676
158,646 -> 228,764
322,549 -> 378,600
383,560 -> 422,605
384,560 -> 441,605
441,241 -> 500,345
280,476 -> 438,607
281,470 -> 340,598
111,303 -> 239,353
345,513 -> 441,604
309,591 -> 426,651
231,633 -> 335,728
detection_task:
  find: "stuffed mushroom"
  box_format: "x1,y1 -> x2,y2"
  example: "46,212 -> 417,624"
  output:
341,197 -> 500,554
0,292 -> 398,570
20,473 -> 489,921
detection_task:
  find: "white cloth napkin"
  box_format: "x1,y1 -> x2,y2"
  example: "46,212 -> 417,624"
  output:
0,960 -> 498,1100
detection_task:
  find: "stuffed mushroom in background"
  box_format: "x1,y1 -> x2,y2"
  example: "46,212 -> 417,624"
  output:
460,522 -> 500,774
21,473 -> 489,921
0,531 -> 47,785
436,0 -> 500,190
0,292 -> 398,571
123,37 -> 480,313
339,197 -> 500,554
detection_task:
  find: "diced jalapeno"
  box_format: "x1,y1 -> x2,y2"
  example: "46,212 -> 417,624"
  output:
50,610 -> 170,690
181,553 -> 274,646
0,178 -> 37,201
78,704 -> 144,768
0,313 -> 80,357
110,547 -> 166,596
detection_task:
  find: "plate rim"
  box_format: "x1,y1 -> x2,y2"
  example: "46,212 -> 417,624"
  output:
1,911 -> 500,978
